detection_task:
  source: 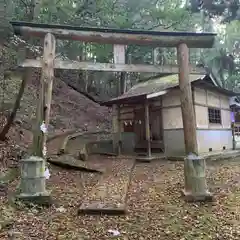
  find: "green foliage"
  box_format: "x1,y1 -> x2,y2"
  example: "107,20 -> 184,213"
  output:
202,19 -> 240,90
2,0 -> 239,97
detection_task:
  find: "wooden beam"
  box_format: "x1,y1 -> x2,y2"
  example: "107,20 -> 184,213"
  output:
11,22 -> 216,48
20,59 -> 206,74
177,43 -> 212,202
144,101 -> 151,158
146,90 -> 168,99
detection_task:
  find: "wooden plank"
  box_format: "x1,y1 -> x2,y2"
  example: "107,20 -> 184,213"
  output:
48,155 -> 103,173
120,116 -> 134,121
20,59 -> 206,74
146,90 -> 168,99
120,109 -> 134,114
120,115 -> 134,120
12,23 -> 216,48
78,158 -> 135,215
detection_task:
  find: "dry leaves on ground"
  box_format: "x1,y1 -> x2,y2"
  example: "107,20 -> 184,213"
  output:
1,156 -> 240,239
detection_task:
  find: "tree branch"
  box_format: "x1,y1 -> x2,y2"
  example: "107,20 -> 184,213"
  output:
19,0 -> 28,8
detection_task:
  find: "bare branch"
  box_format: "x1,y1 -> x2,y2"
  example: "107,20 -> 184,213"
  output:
19,0 -> 28,7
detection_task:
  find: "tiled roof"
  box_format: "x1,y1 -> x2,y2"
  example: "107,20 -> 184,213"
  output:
107,74 -> 204,102
102,74 -> 238,106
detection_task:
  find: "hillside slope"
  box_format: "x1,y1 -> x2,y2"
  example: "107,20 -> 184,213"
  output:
1,73 -> 111,135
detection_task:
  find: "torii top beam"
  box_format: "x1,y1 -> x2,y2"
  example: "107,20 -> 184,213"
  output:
11,21 -> 216,48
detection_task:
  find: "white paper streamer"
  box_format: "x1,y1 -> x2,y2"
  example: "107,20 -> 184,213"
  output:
44,168 -> 50,179
40,122 -> 47,133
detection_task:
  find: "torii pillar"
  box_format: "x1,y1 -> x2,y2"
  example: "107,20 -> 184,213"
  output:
177,43 -> 212,202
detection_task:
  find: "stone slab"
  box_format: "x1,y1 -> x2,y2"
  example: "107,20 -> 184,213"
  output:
181,189 -> 213,202
78,158 -> 135,215
16,192 -> 53,206
48,155 -> 104,173
136,156 -> 158,163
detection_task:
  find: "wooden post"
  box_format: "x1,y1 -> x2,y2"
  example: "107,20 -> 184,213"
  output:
114,44 -> 125,95
112,45 -> 125,154
18,33 -> 55,205
42,33 -> 56,156
232,122 -> 236,150
177,43 -> 198,155
32,33 -> 56,157
177,43 -> 212,202
112,104 -> 120,154
145,101 -> 151,158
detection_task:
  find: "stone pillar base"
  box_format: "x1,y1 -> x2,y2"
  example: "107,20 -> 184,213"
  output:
181,189 -> 213,202
17,192 -> 53,206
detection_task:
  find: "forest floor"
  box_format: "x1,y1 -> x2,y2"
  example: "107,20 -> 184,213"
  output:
1,74 -> 240,239
1,156 -> 240,240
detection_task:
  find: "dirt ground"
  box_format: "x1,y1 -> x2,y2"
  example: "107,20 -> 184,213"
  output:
1,156 -> 240,240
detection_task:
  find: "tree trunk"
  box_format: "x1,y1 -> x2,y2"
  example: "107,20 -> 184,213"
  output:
0,0 -> 42,139
0,75 -> 27,141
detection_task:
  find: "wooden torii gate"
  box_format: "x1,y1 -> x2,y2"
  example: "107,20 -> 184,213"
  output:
11,21 -> 216,202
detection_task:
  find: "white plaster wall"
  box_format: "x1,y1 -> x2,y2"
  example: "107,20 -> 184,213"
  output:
207,91 -> 221,107
194,87 -> 207,104
193,87 -> 233,153
162,89 -> 182,129
162,89 -> 181,107
194,87 -> 231,129
195,105 -> 208,128
197,130 -> 233,153
162,107 -> 183,129
221,109 -> 231,129
221,96 -> 230,109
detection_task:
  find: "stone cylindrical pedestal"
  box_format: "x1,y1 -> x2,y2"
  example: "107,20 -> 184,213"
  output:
182,154 -> 213,202
17,156 -> 51,205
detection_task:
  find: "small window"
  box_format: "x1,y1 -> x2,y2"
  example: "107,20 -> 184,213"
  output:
208,108 -> 221,124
